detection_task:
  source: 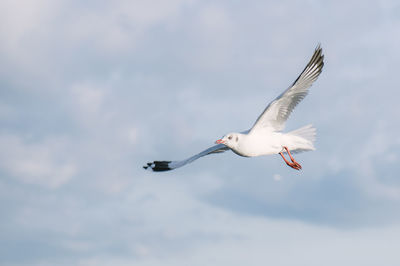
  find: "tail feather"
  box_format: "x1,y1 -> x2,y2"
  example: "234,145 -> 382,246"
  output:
288,124 -> 316,142
287,124 -> 316,153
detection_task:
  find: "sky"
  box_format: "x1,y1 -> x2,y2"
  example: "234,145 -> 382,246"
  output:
1,0 -> 400,265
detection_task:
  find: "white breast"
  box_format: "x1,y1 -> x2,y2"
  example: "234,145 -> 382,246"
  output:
233,130 -> 284,157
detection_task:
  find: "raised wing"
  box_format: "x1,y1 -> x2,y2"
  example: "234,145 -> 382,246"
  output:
143,144 -> 229,172
250,45 -> 324,133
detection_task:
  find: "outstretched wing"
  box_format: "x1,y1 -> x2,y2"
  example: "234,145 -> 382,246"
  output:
143,144 -> 229,172
250,45 -> 324,133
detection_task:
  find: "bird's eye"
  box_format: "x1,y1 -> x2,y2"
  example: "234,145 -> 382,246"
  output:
228,135 -> 232,140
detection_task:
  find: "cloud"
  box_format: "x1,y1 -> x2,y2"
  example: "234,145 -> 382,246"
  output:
60,0 -> 195,54
0,134 -> 76,188
1,0 -> 400,265
0,0 -> 60,50
70,81 -> 107,115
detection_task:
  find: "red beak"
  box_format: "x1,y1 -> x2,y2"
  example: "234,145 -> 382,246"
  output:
215,139 -> 224,144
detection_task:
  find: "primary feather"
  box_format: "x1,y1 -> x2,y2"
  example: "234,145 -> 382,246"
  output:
250,45 -> 324,132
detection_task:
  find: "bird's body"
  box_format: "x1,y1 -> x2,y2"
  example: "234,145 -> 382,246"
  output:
144,45 -> 324,172
231,125 -> 315,157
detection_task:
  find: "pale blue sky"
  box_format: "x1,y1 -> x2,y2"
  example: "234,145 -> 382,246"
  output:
1,0 -> 400,265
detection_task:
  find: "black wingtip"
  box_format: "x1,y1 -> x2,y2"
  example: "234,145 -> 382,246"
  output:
143,161 -> 173,172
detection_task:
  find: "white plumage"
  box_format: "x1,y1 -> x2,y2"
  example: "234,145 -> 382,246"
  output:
144,45 -> 324,171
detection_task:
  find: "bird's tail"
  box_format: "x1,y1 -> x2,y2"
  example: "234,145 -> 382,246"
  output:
287,124 -> 316,153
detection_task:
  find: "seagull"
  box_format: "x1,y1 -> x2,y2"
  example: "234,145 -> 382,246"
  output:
144,45 -> 324,172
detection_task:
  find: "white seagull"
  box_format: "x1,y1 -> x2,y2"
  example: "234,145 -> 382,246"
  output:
144,45 -> 324,172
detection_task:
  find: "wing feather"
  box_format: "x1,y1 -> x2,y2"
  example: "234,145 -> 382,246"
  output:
143,144 -> 229,172
250,45 -> 324,133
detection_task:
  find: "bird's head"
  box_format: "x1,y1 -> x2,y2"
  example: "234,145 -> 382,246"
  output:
215,132 -> 240,148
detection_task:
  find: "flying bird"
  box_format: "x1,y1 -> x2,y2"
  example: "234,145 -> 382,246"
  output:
144,45 -> 324,172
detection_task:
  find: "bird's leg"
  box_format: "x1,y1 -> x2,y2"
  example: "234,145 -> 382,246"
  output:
279,152 -> 300,170
284,146 -> 302,170
279,146 -> 302,170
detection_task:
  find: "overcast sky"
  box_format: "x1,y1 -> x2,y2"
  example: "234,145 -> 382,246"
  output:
1,0 -> 400,265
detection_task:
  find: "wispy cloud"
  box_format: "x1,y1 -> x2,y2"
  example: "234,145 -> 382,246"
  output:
0,134 -> 76,188
1,0 -> 400,265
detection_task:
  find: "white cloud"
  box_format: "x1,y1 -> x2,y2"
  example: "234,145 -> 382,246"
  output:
197,4 -> 232,34
126,126 -> 139,145
64,0 -> 194,53
0,0 -> 64,82
1,0 -> 400,265
71,82 -> 106,115
0,134 -> 76,188
273,173 -> 282,181
0,0 -> 61,51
